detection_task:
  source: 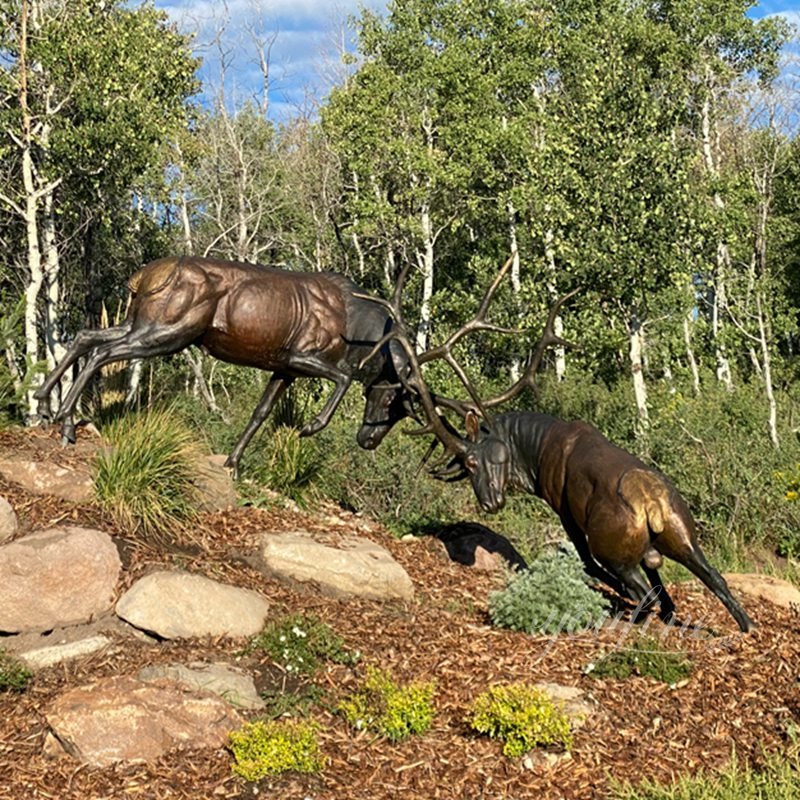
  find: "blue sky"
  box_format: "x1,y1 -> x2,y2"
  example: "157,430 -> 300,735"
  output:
155,0 -> 799,120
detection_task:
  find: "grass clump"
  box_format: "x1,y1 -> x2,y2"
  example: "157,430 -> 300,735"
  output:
338,666 -> 436,742
93,407 -> 203,545
247,613 -> 359,676
588,636 -> 693,684
489,545 -> 610,634
469,683 -> 573,757
0,650 -> 32,692
612,750 -> 800,799
229,719 -> 324,781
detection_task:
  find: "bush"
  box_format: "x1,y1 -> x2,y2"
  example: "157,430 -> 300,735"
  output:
0,650 -> 32,692
229,719 -> 324,781
93,407 -> 203,545
247,613 -> 358,676
469,683 -> 573,757
338,666 -> 436,742
489,545 -> 611,634
587,636 -> 693,684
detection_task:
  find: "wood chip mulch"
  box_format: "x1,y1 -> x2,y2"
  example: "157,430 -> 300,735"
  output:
0,426 -> 797,799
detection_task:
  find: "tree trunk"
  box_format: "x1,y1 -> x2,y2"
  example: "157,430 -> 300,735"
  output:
543,224 -> 566,381
683,313 -> 701,395
628,318 -> 649,433
416,202 -> 434,352
756,292 -> 778,448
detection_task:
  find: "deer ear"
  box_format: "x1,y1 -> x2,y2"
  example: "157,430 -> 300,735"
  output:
465,411 -> 481,442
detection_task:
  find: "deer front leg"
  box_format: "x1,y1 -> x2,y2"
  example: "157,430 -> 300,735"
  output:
286,356 -> 352,437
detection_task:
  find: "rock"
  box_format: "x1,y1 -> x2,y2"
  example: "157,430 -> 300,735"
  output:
472,546 -> 503,571
193,454 -> 238,512
0,459 -> 94,503
0,496 -> 18,543
45,675 -> 243,766
0,527 -> 121,633
723,573 -> 800,610
139,662 -> 264,710
20,635 -> 112,669
534,683 -> 596,731
523,750 -> 574,771
115,571 -> 270,639
259,531 -> 414,601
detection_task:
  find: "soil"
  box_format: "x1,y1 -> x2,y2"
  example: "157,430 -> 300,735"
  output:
0,425 -> 798,800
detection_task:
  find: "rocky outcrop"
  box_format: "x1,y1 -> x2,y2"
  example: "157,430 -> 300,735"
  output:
0,458 -> 94,503
723,573 -> 800,610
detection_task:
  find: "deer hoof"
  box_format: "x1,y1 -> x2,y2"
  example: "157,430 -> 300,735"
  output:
60,423 -> 77,445
223,455 -> 240,481
299,419 -> 322,437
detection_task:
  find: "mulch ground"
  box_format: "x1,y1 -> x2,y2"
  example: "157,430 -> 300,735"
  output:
0,426 -> 797,800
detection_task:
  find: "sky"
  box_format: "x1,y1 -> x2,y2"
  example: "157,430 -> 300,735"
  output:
154,0 -> 800,121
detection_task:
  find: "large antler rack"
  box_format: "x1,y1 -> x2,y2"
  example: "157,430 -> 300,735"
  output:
356,255 -> 578,467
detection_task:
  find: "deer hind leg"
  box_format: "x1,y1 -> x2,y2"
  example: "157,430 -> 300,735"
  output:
672,547 -> 753,633
224,373 -> 293,480
55,323 -> 196,443
34,323 -> 133,418
559,515 -> 629,596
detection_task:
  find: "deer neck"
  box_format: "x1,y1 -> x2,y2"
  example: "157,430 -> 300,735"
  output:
493,412 -> 556,494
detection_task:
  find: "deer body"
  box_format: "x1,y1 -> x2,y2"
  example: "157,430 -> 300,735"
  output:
463,411 -> 753,632
35,256 -> 412,476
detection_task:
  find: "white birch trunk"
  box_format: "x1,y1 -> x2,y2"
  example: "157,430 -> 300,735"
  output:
683,313 -> 701,395
416,202 -> 434,352
544,225 -> 566,381
628,320 -> 649,432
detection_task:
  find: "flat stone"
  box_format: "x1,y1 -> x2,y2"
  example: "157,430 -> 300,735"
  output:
0,458 -> 94,503
115,571 -> 270,639
0,527 -> 121,633
534,683 -> 596,730
20,636 -> 112,669
259,531 -> 414,601
723,573 -> 800,610
139,662 -> 264,710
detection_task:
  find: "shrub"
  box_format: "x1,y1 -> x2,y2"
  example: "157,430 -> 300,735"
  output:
0,650 -> 32,692
469,683 -> 573,757
93,407 -> 203,545
229,719 -> 324,781
489,545 -> 610,634
588,636 -> 693,684
338,666 -> 436,742
247,613 -> 358,676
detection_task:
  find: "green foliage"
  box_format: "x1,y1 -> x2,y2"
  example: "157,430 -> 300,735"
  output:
469,684 -> 573,758
338,667 -> 436,742
588,636 -> 693,685
0,650 -> 32,693
92,407 -> 203,544
612,750 -> 800,800
489,546 -> 611,635
229,719 -> 324,781
260,684 -> 325,720
247,614 -> 359,676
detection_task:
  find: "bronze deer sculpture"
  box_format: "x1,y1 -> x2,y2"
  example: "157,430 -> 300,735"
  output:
34,255 -> 417,477
366,261 -> 753,632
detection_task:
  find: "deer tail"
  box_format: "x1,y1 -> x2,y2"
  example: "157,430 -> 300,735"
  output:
617,469 -> 671,568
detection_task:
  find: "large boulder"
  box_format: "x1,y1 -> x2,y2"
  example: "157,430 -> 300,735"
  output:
259,531 -> 414,601
115,571 -> 270,639
192,454 -> 238,511
723,573 -> 800,610
0,527 -> 121,633
0,458 -> 93,503
45,675 -> 243,766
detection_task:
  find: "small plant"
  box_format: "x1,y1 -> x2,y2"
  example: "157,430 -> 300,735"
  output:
260,684 -> 325,719
229,719 -> 324,781
93,407 -> 203,545
338,666 -> 436,742
248,613 -> 359,676
588,636 -> 693,684
469,683 -> 573,757
489,545 -> 610,634
0,649 -> 32,692
255,425 -> 323,502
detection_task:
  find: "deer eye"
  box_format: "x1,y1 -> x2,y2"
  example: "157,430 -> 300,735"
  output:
464,454 -> 478,473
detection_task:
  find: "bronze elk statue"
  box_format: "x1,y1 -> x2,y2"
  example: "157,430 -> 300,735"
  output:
366,259 -> 753,632
35,255 -> 418,477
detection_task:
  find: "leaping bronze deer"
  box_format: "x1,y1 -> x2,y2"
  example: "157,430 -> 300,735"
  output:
35,255 -> 418,477
368,261 -> 753,633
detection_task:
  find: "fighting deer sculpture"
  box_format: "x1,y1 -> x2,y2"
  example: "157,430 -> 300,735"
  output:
35,255 -> 418,477
366,261 -> 753,633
